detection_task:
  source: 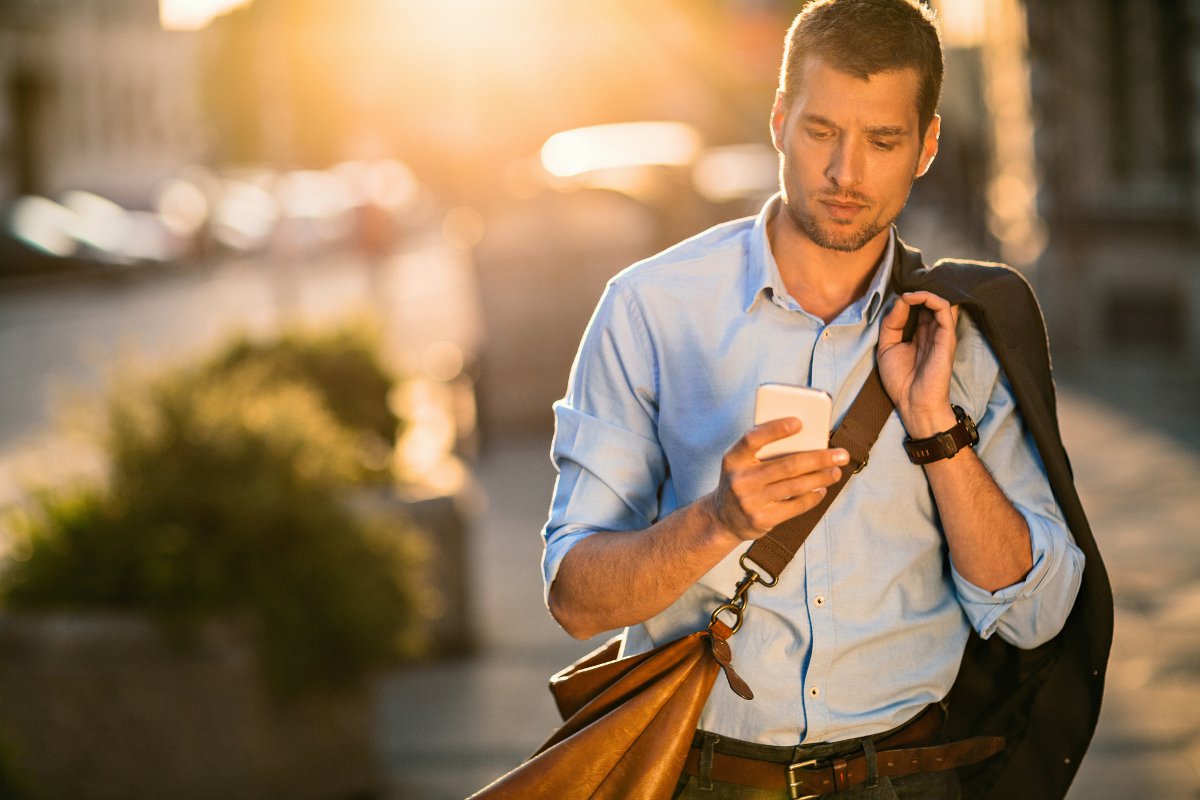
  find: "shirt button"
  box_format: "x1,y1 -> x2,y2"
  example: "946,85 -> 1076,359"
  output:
814,596 -> 825,607
822,330 -> 831,339
809,686 -> 820,698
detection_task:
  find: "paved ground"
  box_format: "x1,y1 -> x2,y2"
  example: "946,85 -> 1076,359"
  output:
376,359 -> 1200,800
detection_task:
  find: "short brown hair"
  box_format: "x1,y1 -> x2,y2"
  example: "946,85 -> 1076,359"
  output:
778,0 -> 944,135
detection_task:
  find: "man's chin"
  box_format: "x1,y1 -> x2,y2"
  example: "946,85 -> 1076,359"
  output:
808,223 -> 879,253
783,203 -> 883,253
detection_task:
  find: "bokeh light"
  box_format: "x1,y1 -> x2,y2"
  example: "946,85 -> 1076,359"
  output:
540,122 -> 704,179
160,0 -> 253,31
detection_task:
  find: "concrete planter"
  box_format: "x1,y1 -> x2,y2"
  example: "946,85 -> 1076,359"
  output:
350,477 -> 481,657
0,613 -> 380,800
395,487 -> 478,656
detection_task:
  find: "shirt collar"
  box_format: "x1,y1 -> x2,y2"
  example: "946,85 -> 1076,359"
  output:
744,193 -> 895,325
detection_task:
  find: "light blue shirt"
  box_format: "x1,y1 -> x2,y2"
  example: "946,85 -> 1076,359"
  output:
542,196 -> 1084,746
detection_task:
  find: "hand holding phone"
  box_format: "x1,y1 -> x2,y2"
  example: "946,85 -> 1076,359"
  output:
753,384 -> 833,459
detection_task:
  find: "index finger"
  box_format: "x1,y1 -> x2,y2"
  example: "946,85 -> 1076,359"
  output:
900,291 -> 958,331
900,290 -> 951,310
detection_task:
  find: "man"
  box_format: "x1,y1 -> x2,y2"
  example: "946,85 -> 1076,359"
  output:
542,1 -> 1099,797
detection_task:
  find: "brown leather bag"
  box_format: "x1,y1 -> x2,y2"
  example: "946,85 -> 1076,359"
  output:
467,368 -> 894,800
470,621 -> 739,800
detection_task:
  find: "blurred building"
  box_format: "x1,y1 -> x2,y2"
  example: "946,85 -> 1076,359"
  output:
1024,0 -> 1200,363
0,0 -> 206,208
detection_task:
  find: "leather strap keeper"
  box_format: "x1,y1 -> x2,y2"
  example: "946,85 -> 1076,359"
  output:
681,705 -> 1005,798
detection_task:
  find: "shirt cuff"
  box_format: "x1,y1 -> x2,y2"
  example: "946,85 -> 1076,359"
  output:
541,524 -> 599,606
950,508 -> 1066,640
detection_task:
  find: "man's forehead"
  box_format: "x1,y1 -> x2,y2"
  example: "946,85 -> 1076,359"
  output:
789,57 -> 922,130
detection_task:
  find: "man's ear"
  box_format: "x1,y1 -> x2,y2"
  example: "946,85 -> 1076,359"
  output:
770,91 -> 787,152
915,113 -> 941,177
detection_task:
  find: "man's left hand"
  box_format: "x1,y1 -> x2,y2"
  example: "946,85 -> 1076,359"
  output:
877,291 -> 959,438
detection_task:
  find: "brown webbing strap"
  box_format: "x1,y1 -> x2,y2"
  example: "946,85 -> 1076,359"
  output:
743,365 -> 894,581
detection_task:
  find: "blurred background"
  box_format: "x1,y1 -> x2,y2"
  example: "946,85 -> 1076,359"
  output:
0,0 -> 1197,798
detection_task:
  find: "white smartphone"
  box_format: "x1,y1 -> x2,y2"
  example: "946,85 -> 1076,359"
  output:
753,383 -> 833,459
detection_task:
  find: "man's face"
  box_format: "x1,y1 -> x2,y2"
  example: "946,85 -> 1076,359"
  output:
770,56 -> 940,253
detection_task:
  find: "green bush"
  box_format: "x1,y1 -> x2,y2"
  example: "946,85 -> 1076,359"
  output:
1,363 -> 428,696
201,324 -> 402,480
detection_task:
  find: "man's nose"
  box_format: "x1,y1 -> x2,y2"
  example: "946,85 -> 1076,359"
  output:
824,139 -> 863,188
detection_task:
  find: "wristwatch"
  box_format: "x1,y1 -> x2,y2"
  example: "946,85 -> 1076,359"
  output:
903,405 -> 979,464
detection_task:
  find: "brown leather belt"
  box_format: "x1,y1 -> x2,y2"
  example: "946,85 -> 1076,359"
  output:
681,705 -> 1005,799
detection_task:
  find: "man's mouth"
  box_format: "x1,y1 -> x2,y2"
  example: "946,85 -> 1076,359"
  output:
820,198 -> 868,219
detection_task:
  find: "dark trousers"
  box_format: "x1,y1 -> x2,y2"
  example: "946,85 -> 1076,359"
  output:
672,729 -> 962,800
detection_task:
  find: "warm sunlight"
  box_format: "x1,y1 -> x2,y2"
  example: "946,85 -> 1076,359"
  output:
932,0 -> 987,48
540,122 -> 703,179
159,0 -> 253,31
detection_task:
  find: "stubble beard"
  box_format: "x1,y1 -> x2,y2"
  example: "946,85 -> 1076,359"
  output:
783,192 -> 895,254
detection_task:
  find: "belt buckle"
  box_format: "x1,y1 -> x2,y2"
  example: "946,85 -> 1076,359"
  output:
787,757 -> 826,800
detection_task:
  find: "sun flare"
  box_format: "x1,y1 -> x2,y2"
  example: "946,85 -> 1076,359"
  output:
159,0 -> 253,31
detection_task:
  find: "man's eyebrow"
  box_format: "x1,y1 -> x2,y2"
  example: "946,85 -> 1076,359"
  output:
801,115 -> 909,137
802,114 -> 838,128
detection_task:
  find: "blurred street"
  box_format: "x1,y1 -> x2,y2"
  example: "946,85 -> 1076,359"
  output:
378,365 -> 1200,800
0,234 -> 481,512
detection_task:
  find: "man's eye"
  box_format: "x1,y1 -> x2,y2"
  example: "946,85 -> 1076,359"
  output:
808,129 -> 833,140
872,139 -> 898,151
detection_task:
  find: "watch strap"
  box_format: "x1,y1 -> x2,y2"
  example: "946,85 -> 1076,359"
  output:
904,405 -> 978,464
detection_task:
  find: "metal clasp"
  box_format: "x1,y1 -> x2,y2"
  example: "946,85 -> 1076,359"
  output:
709,568 -> 761,634
787,758 -> 825,800
709,555 -> 784,634
738,553 -> 779,587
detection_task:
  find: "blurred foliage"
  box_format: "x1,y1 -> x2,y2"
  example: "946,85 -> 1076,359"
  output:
0,341 -> 428,697
201,323 -> 401,481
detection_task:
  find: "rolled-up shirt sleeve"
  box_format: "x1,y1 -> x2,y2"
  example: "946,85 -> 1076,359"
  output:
950,361 -> 1085,650
541,280 -> 666,603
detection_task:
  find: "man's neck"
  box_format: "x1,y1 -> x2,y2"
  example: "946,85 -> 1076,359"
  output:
766,210 -> 890,325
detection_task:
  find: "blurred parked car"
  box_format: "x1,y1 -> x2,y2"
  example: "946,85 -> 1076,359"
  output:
1,158 -> 436,281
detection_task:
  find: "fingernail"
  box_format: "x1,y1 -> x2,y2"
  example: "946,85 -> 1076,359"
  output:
814,487 -> 827,496
833,450 -> 850,465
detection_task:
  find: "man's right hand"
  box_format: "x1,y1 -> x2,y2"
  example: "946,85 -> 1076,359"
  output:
707,418 -> 850,541
550,418 -> 849,639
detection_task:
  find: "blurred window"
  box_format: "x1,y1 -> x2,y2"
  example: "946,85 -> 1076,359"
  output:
1104,0 -> 1191,192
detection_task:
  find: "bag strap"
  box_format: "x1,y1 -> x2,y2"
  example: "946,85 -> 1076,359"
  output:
744,364 -> 894,582
706,364 -> 894,691
741,239 -> 917,584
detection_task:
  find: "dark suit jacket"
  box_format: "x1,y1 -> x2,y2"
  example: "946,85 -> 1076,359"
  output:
891,236 -> 1114,800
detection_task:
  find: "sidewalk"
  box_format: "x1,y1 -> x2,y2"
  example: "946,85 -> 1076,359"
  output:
375,363 -> 1200,799
374,435 -> 605,799
1057,363 -> 1200,799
